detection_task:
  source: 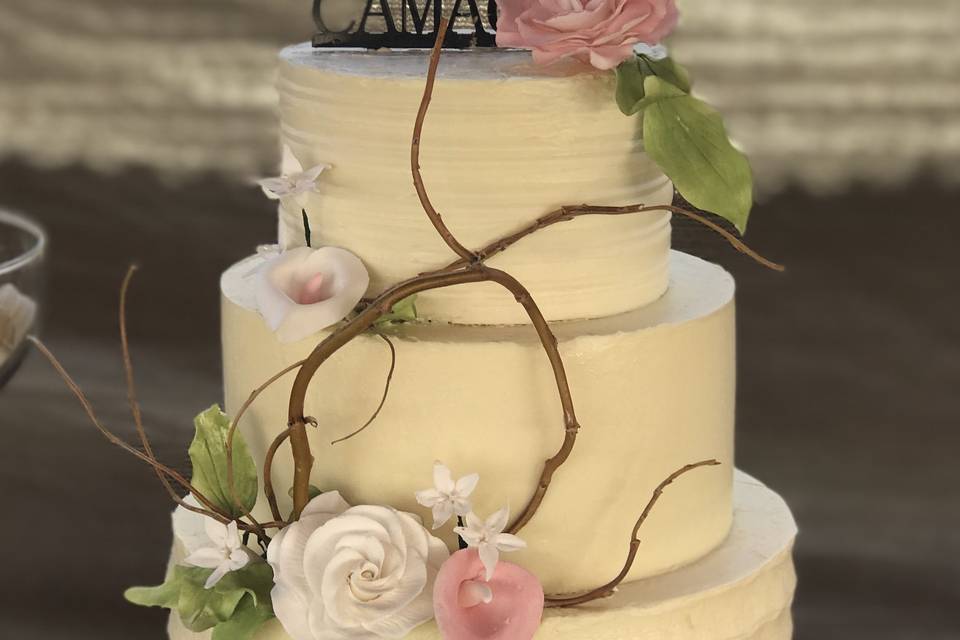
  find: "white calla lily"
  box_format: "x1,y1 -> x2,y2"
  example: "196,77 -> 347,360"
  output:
253,246 -> 369,343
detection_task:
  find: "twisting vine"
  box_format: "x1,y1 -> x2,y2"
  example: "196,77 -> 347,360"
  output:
543,459 -> 721,607
280,16 -> 781,534
33,14 -> 783,610
28,332 -> 283,544
331,333 -> 397,445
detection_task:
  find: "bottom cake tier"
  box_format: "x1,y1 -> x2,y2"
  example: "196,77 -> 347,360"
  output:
166,471 -> 797,640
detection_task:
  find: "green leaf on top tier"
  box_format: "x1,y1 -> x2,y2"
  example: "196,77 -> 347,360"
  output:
373,295 -> 419,329
615,55 -> 692,116
642,55 -> 692,95
640,76 -> 754,233
188,405 -> 258,519
125,563 -> 274,638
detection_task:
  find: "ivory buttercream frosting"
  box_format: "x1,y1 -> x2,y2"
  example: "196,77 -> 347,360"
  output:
145,29 -> 797,640
220,250 -> 736,594
168,473 -> 796,640
276,46 -> 674,325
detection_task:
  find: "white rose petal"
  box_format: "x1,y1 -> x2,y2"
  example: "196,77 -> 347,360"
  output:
268,494 -> 449,640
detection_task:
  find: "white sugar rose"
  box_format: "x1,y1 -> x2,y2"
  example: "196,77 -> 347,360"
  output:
267,492 -> 450,640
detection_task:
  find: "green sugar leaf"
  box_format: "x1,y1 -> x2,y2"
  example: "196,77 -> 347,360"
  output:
175,570 -> 249,631
615,55 -> 693,116
615,57 -> 648,116
126,563 -> 274,636
211,596 -> 275,640
188,405 -> 259,518
373,295 -> 419,329
641,55 -> 692,94
124,578 -> 180,609
640,76 -> 754,233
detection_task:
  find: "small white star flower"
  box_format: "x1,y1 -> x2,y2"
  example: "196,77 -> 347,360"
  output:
257,145 -> 329,208
415,461 -> 480,529
454,507 -> 527,580
183,517 -> 253,589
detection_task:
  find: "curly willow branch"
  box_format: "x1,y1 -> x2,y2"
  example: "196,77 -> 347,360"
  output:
263,427 -> 292,523
225,357 -> 307,526
285,18 -> 578,527
283,15 -> 781,532
123,267 -> 268,539
410,17 -> 476,263
436,204 -> 784,274
27,336 -> 267,534
118,266 -> 179,505
331,333 -> 397,445
544,459 -> 721,606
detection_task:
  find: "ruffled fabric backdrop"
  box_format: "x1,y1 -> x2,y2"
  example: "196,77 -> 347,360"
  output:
2,0 -> 958,192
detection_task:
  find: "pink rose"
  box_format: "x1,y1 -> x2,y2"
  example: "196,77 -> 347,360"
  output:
433,549 -> 544,640
495,0 -> 679,70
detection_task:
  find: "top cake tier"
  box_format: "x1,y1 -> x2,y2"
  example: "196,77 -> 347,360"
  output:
278,45 -> 673,325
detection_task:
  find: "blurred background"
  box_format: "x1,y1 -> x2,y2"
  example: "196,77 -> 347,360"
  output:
1,0 -> 958,638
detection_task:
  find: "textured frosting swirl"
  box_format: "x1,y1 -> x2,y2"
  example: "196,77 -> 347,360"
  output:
277,46 -> 673,325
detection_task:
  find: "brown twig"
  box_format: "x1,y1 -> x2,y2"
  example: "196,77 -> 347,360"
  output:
225,358 -> 306,526
28,336 -> 265,533
120,266 -> 270,540
573,204 -> 784,272
118,266 -> 179,504
410,16 -> 476,263
331,333 -> 397,445
282,19 -> 579,526
282,18 -> 781,529
544,459 -> 721,607
480,264 -> 581,536
433,203 -> 783,275
286,265 -> 582,523
263,427 -> 292,523
286,268 -> 490,517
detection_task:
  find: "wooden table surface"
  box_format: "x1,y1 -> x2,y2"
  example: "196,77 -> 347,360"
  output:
0,160 -> 958,638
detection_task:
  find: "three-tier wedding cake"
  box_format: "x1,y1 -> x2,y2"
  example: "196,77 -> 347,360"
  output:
45,2 -> 798,639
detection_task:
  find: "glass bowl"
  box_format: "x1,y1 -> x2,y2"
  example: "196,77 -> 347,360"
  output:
0,209 -> 46,389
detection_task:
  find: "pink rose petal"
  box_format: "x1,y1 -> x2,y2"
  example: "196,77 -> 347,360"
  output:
434,549 -> 544,640
495,0 -> 679,70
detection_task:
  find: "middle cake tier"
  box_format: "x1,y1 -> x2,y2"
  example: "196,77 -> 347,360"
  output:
222,251 -> 736,595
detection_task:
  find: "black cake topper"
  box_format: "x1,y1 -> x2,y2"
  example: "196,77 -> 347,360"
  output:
313,0 -> 498,48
